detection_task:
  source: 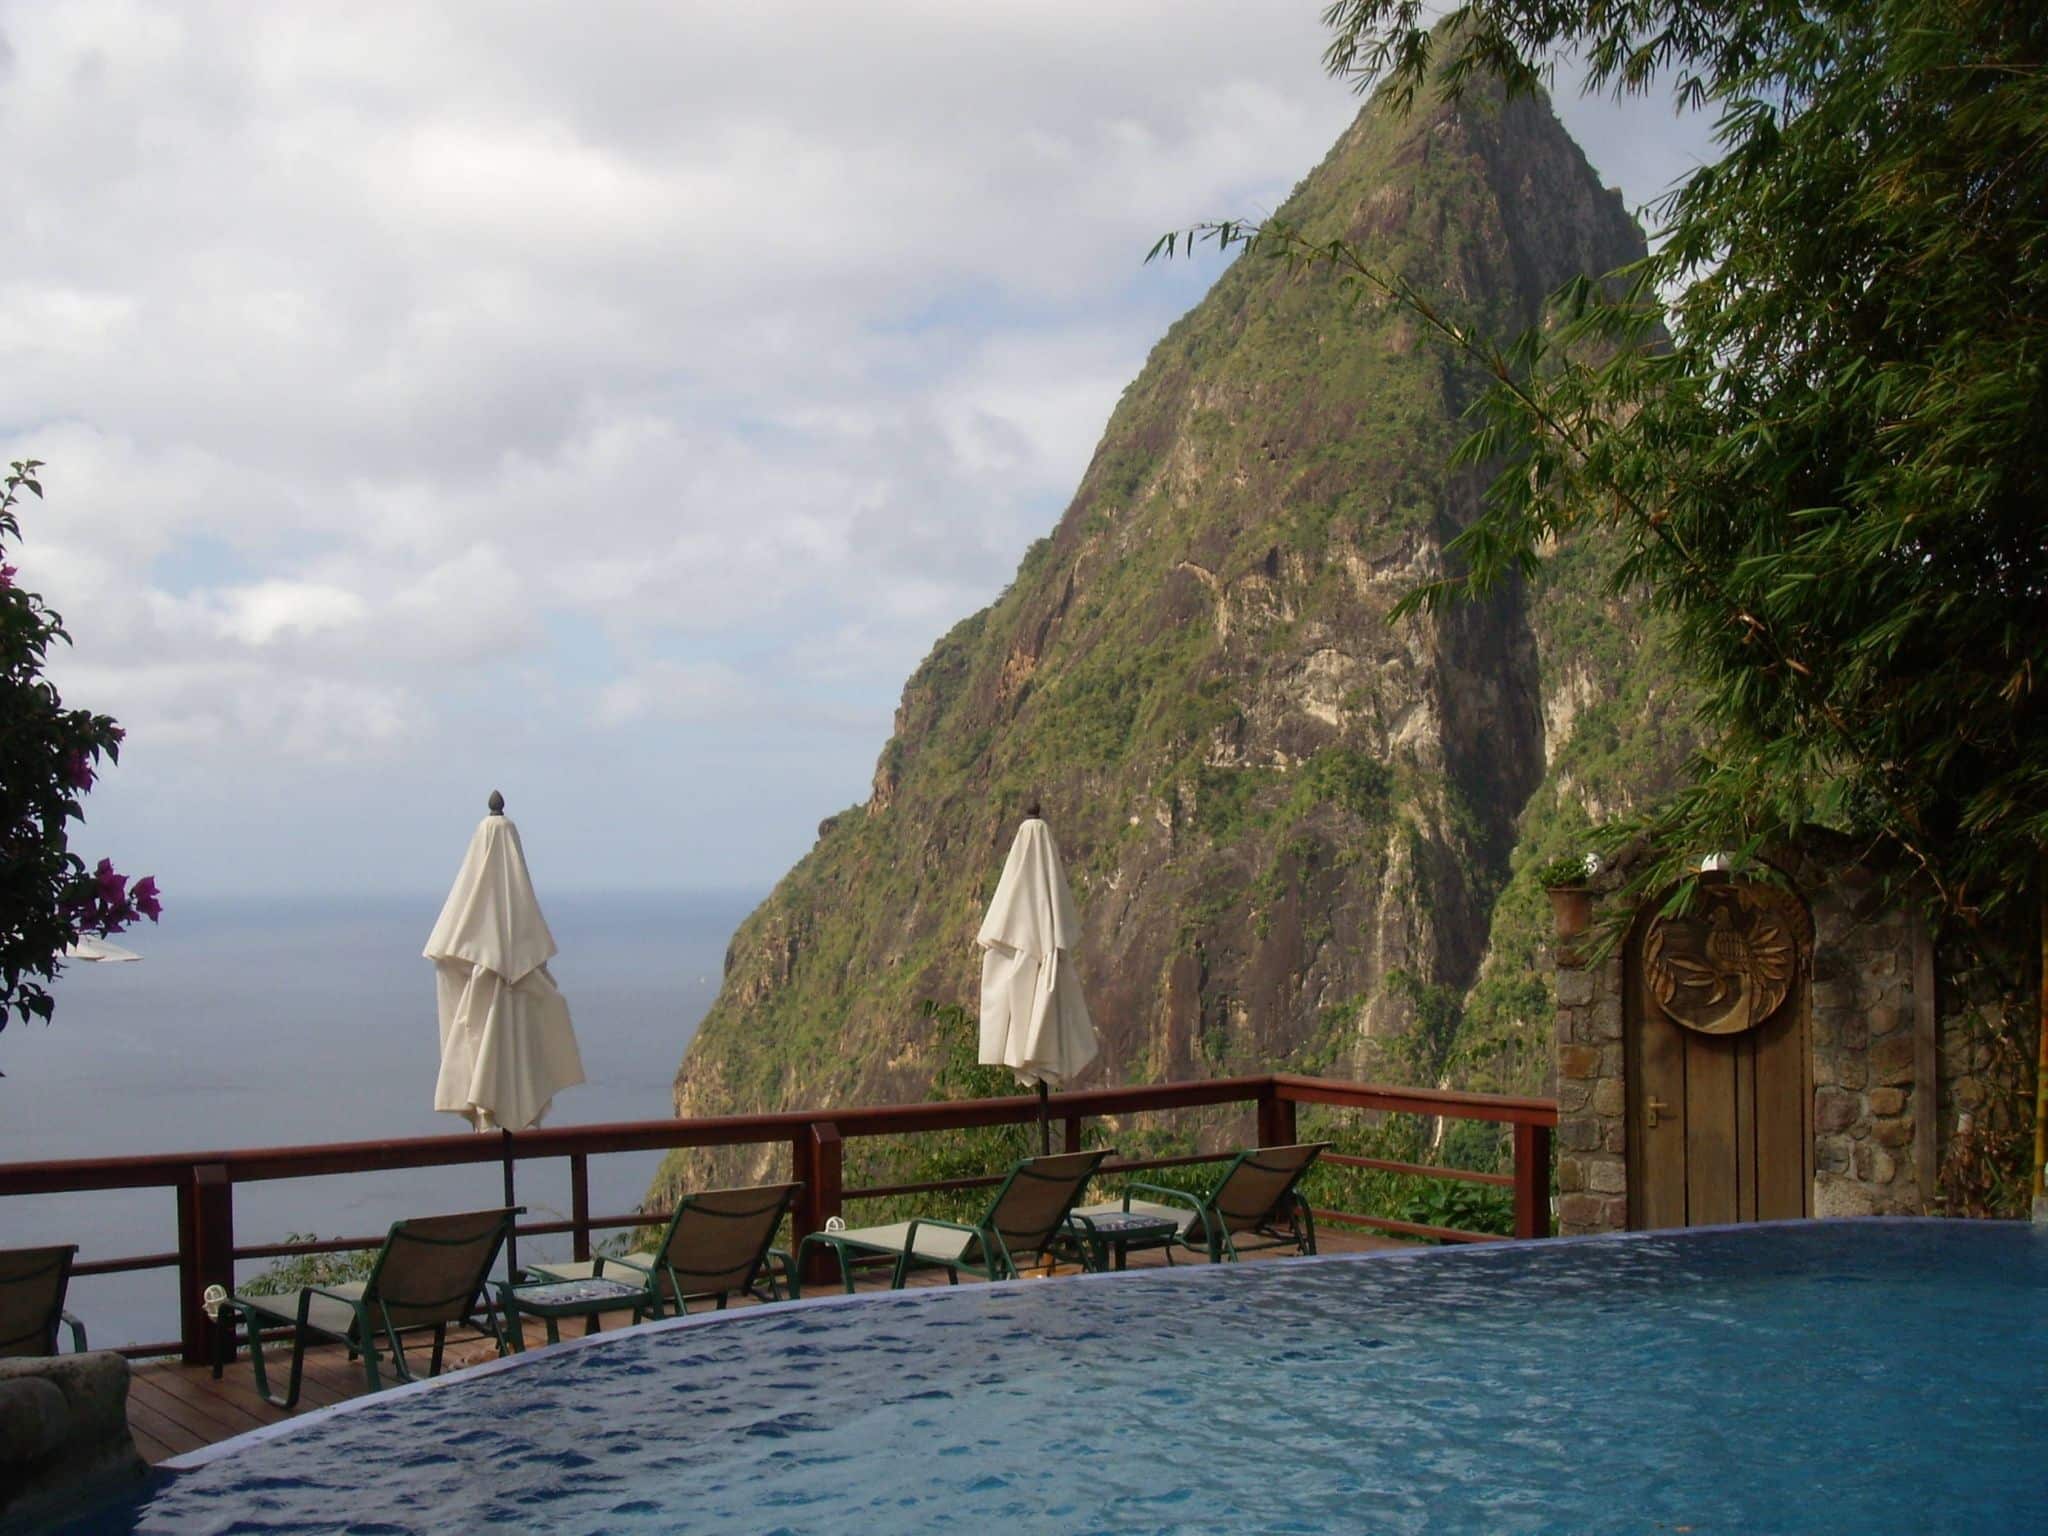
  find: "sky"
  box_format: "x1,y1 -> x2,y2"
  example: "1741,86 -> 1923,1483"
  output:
2,2 -> 1715,900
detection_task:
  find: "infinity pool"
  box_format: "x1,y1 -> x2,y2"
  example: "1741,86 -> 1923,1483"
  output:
83,1220 -> 2048,1533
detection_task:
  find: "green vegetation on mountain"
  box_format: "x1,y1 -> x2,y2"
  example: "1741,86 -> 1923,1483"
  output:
1324,0 -> 2048,933
654,59 -> 1696,1209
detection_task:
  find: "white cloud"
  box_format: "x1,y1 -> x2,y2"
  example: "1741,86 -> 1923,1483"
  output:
593,661 -> 750,728
207,581 -> 367,646
60,659 -> 414,760
0,1 -> 1714,894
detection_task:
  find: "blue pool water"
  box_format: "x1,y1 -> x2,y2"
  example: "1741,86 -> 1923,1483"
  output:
82,1220 -> 2048,1533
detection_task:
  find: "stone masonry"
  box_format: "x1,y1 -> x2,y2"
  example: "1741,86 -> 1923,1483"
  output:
1551,908 -> 1628,1236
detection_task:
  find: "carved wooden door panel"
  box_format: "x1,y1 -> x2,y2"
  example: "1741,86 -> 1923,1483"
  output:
1626,878 -> 1812,1227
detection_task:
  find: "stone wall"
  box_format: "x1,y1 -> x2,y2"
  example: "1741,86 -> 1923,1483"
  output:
1806,875 -> 1924,1217
1551,907 -> 1628,1236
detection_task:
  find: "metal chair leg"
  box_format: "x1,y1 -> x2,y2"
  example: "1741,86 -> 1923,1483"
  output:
210,1303 -> 232,1379
360,1332 -> 385,1393
242,1305 -> 316,1412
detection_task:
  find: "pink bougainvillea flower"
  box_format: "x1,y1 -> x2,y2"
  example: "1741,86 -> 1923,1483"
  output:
59,859 -> 161,936
0,563 -> 15,588
62,750 -> 96,791
94,858 -> 126,906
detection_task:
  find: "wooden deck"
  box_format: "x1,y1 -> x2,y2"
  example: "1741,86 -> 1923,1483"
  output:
126,1229 -> 1407,1464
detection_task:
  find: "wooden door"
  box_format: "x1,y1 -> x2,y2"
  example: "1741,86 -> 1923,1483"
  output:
1625,880 -> 1812,1228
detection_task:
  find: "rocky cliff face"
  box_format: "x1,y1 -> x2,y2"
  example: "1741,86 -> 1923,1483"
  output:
664,75 -> 1696,1182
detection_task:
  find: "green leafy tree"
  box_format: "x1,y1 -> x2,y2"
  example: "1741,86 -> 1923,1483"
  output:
1164,0 -> 2046,931
1,461 -> 160,1042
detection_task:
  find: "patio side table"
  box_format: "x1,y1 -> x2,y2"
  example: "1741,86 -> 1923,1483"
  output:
498,1275 -> 650,1350
1064,1208 -> 1183,1271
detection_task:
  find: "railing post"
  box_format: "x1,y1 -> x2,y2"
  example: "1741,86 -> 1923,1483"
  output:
792,1132 -> 810,1229
1062,1115 -> 1083,1154
1258,1081 -> 1298,1148
570,1153 -> 592,1263
794,1122 -> 844,1288
177,1162 -> 235,1365
1512,1122 -> 1552,1239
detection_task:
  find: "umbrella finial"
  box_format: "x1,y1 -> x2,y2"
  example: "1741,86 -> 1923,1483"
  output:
488,790 -> 506,816
1025,800 -> 1042,822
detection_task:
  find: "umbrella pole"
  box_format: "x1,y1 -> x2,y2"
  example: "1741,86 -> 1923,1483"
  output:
501,1127 -> 519,1280
1037,1082 -> 1051,1156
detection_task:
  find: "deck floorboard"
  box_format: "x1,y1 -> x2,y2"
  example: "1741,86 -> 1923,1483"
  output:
130,1374 -> 262,1443
127,1230 -> 1406,1465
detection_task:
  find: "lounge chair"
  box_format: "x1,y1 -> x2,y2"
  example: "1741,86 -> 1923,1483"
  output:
524,1181 -> 803,1317
0,1245 -> 87,1357
798,1148 -> 1113,1292
215,1206 -> 518,1408
1071,1142 -> 1329,1263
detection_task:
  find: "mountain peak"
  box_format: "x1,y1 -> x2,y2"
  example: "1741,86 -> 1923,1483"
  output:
660,69 -> 1680,1186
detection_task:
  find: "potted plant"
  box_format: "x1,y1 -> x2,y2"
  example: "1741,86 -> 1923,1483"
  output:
1538,852 -> 1597,940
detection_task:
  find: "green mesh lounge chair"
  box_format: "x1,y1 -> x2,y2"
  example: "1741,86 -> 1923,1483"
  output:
216,1206 -> 518,1408
798,1148 -> 1113,1293
0,1245 -> 88,1357
525,1181 -> 803,1317
1073,1142 -> 1330,1263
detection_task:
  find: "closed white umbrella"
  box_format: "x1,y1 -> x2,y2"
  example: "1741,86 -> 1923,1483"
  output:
977,808 -> 1098,1152
425,791 -> 584,1272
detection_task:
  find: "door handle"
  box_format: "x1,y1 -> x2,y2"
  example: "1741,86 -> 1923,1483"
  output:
1646,1097 -> 1672,1128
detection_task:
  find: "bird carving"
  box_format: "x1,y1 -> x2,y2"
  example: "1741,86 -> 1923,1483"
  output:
1645,887 -> 1796,1035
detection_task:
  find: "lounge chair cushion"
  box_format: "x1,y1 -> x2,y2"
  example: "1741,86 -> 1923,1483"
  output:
0,1245 -> 79,1357
531,1184 -> 800,1307
825,1222 -> 976,1265
235,1284 -> 364,1340
799,1150 -> 1112,1292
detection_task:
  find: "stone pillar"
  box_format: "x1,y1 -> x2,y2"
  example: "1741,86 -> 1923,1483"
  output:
1807,887 -> 1923,1215
1550,881 -> 1629,1236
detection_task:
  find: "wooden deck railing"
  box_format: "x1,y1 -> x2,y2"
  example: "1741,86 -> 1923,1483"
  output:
0,1072 -> 1554,1364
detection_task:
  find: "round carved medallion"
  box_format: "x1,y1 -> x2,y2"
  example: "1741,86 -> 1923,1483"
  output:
1643,881 -> 1799,1035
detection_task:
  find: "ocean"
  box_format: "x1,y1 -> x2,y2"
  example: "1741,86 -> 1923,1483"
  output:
0,889 -> 757,1350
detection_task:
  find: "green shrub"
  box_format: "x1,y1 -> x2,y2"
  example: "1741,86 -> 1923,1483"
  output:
1536,851 -> 1593,888
238,1235 -> 377,1297
1297,746 -> 1393,823
1396,1179 -> 1514,1237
